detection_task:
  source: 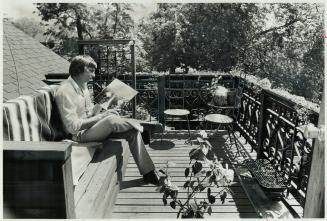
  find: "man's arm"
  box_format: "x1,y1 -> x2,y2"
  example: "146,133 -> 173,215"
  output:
79,112 -> 108,130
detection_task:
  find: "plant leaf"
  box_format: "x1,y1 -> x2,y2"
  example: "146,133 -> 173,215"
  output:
207,206 -> 212,215
170,190 -> 178,199
207,188 -> 211,199
163,194 -> 168,206
189,148 -> 206,161
192,161 -> 203,175
170,200 -> 176,209
159,169 -> 166,175
220,191 -> 227,204
183,180 -> 190,189
199,184 -> 206,192
206,170 -> 212,177
184,167 -> 190,177
209,195 -> 216,204
189,148 -> 198,156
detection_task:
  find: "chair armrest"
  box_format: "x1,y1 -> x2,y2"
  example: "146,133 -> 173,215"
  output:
3,141 -> 72,161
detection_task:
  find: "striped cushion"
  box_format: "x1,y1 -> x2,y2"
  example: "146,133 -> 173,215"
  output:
3,85 -> 67,141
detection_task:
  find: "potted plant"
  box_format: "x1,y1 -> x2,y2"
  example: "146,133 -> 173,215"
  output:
209,76 -> 230,107
157,136 -> 234,218
135,105 -> 150,121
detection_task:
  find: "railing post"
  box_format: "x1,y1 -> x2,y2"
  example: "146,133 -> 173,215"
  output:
256,89 -> 267,159
130,41 -> 136,118
158,75 -> 166,123
303,88 -> 325,218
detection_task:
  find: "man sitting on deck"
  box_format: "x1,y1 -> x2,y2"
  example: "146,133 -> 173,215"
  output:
55,55 -> 159,185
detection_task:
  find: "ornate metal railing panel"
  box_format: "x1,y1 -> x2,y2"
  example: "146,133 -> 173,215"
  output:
236,85 -> 262,151
136,88 -> 159,121
234,83 -> 319,208
256,90 -> 318,207
163,74 -> 236,129
164,88 -> 213,129
115,74 -> 159,121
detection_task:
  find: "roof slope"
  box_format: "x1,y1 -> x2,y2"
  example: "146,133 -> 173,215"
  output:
3,20 -> 70,101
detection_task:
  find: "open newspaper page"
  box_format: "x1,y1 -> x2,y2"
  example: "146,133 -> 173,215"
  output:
93,79 -> 138,115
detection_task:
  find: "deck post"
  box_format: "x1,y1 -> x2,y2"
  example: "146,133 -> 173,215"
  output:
303,88 -> 325,218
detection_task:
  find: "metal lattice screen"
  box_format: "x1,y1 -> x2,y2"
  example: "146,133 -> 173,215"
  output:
78,39 -> 136,117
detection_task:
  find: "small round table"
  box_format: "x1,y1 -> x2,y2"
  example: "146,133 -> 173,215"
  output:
204,113 -> 240,157
161,109 -> 191,143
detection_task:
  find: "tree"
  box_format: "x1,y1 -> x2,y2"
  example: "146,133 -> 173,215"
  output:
297,30 -> 324,103
91,3 -> 134,39
137,4 -> 183,73
36,3 -> 92,54
36,3 -> 135,56
239,3 -> 324,102
137,3 -> 258,72
179,3 -> 257,71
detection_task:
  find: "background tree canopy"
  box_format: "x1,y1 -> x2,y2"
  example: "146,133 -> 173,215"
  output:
35,3 -> 134,56
32,3 -> 324,103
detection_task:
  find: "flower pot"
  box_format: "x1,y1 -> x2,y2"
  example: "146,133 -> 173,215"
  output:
212,86 -> 229,106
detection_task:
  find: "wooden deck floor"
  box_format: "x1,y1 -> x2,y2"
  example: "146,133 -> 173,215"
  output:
109,130 -> 302,218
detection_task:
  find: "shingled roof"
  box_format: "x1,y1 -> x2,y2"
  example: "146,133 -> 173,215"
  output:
3,20 -> 70,101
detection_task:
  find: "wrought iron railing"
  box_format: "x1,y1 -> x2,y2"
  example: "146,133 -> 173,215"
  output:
236,83 -> 319,208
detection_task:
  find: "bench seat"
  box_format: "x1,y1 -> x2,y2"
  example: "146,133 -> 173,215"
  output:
74,139 -> 130,218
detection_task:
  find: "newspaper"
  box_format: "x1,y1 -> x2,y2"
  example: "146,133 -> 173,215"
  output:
92,79 -> 138,115
105,78 -> 138,102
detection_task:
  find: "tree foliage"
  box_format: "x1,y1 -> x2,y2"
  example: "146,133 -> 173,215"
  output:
240,3 -> 324,103
137,4 -> 183,72
137,3 -> 260,72
36,3 -> 134,56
